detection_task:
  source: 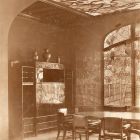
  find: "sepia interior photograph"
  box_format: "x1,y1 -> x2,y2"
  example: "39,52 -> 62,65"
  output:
1,0 -> 140,140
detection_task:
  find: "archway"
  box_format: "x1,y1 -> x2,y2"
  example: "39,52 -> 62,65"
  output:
0,1 -> 36,140
8,0 -> 77,139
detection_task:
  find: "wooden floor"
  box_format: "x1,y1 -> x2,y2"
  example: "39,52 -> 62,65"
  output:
24,130 -> 139,140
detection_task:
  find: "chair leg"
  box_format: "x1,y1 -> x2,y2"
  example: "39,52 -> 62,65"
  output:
56,128 -> 61,140
99,133 -> 102,140
86,133 -> 89,140
72,131 -> 74,140
63,130 -> 66,140
103,136 -> 107,140
127,134 -> 130,140
74,132 -> 76,140
79,134 -> 81,140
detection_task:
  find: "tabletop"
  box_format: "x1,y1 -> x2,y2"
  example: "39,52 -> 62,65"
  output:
77,111 -> 140,121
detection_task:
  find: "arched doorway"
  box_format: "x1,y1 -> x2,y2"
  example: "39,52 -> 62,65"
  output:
0,1 -> 36,140
8,1 -> 76,139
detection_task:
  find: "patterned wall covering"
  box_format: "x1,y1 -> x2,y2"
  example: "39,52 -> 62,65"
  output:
76,53 -> 101,106
52,0 -> 140,16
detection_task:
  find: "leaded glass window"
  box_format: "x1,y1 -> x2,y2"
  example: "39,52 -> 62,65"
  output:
104,43 -> 132,106
104,25 -> 131,48
104,24 -> 140,107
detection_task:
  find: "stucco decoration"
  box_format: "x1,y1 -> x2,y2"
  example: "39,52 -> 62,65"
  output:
52,0 -> 140,16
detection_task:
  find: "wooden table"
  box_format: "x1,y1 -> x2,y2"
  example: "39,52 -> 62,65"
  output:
77,111 -> 140,121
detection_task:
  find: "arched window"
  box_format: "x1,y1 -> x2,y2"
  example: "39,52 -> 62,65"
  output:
104,24 -> 140,107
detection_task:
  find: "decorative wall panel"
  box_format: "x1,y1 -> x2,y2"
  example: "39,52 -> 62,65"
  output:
36,62 -> 64,70
76,53 -> 101,107
36,83 -> 65,104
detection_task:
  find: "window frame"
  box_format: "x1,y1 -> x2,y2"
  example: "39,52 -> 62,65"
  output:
103,24 -> 140,107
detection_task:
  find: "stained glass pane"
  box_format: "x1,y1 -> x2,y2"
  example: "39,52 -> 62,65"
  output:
104,25 -> 131,48
104,43 -> 132,106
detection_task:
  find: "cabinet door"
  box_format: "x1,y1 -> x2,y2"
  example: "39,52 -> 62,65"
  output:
22,66 -> 35,118
22,65 -> 36,137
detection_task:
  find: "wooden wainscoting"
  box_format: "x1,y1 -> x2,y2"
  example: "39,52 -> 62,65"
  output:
23,114 -> 57,137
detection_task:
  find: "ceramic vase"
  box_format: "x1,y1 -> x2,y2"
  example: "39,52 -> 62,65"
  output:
43,49 -> 51,62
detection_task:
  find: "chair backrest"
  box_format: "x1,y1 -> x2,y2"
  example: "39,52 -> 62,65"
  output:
73,115 -> 88,129
57,112 -> 65,125
102,117 -> 123,133
104,106 -> 127,112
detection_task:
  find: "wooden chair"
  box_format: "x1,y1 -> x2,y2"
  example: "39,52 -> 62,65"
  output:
87,116 -> 101,135
73,115 -> 89,140
125,106 -> 140,139
73,115 -> 101,140
56,112 -> 73,140
101,117 -> 128,140
129,120 -> 140,139
129,128 -> 140,139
